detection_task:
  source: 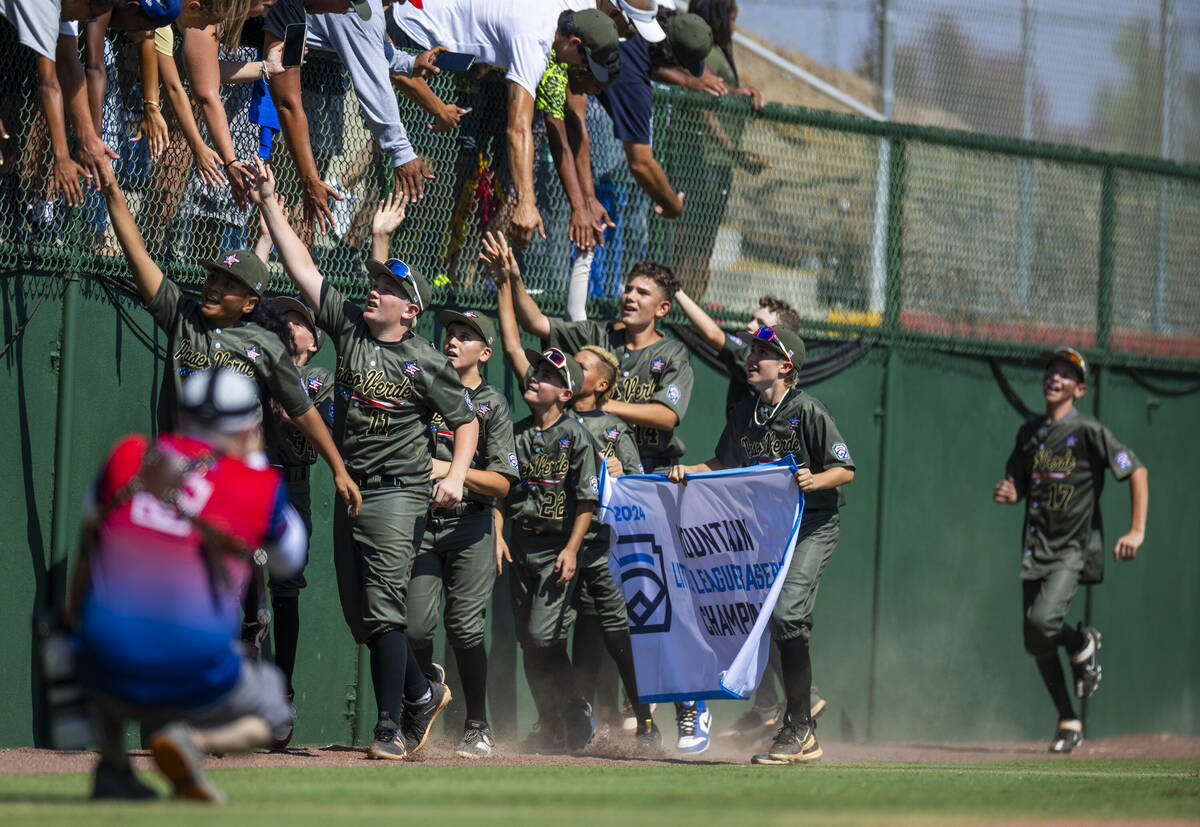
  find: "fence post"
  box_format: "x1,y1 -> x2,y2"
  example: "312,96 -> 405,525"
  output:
883,139 -> 906,338
1097,166 -> 1116,353
48,273 -> 79,612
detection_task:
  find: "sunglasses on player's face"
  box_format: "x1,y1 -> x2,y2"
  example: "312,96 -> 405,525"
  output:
753,325 -> 793,361
383,258 -> 422,310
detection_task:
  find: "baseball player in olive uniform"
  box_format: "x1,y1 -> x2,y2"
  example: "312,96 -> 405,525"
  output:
407,309 -> 517,759
100,179 -> 360,512
253,162 -> 480,761
262,295 -> 334,748
994,347 -> 1148,754
482,231 -> 707,751
500,347 -> 602,753
670,325 -> 854,765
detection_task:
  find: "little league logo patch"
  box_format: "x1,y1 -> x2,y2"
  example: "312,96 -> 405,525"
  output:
508,452 -> 519,471
404,360 -> 420,377
244,345 -> 261,363
1115,450 -> 1132,470
589,475 -> 599,495
463,390 -> 474,411
604,426 -> 620,442
832,442 -> 850,461
650,358 -> 665,374
666,384 -> 680,404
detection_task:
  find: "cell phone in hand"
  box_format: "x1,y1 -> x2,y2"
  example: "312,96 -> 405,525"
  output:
282,23 -> 307,68
433,51 -> 476,73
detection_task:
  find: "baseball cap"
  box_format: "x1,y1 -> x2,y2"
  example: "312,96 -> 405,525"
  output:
365,258 -> 431,311
439,309 -> 496,347
204,249 -> 268,297
525,347 -> 584,398
133,0 -> 181,26
274,296 -> 324,351
569,9 -> 621,85
350,0 -> 372,21
1040,346 -> 1087,382
178,368 -> 262,435
753,325 -> 806,369
616,0 -> 666,43
665,13 -> 714,77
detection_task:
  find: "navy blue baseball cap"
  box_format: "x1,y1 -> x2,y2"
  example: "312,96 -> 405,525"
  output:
135,0 -> 182,26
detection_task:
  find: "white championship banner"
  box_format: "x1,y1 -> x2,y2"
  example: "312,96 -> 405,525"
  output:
598,460 -> 804,702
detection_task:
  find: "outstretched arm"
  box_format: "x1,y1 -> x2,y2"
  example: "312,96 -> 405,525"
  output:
672,289 -> 726,351
602,399 -> 679,430
248,159 -> 324,310
100,180 -> 164,302
1114,466 -> 1148,561
371,192 -> 408,261
485,232 -> 534,384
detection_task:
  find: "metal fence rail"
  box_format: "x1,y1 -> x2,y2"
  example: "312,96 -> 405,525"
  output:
1,35 -> 1197,371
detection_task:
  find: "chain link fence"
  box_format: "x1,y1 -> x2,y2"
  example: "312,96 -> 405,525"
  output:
0,30 -> 1197,369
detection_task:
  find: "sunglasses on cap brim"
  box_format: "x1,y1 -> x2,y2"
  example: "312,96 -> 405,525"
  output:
541,348 -> 574,389
753,326 -> 794,361
377,258 -> 423,311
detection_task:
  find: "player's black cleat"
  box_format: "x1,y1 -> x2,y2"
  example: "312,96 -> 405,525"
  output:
634,718 -> 663,753
1069,625 -> 1102,699
368,716 -> 408,760
521,718 -> 565,754
751,713 -> 822,765
1049,719 -> 1084,754
92,760 -> 158,800
456,720 -> 496,758
563,698 -> 598,753
401,671 -> 452,755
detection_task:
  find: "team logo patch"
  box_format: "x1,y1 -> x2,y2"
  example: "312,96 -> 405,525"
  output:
244,345 -> 260,363
650,358 -> 665,374
604,426 -> 620,442
404,360 -> 420,377
464,311 -> 478,318
307,376 -> 323,393
476,401 -> 491,416
508,452 -> 519,471
589,475 -> 599,495
788,415 -> 801,429
832,443 -> 850,461
464,390 -> 474,411
728,334 -> 744,347
1066,433 -> 1077,448
559,436 -> 571,451
1115,450 -> 1131,470
666,384 -> 681,404
222,253 -> 239,267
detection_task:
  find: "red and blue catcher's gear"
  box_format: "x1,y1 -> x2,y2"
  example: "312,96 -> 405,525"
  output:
75,433 -> 293,708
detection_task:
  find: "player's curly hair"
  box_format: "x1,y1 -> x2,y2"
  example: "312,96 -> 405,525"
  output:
578,345 -> 619,404
759,295 -> 801,331
249,297 -> 295,356
628,261 -> 680,302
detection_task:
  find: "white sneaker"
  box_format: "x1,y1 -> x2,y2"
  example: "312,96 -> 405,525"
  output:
675,701 -> 712,754
456,720 -> 495,758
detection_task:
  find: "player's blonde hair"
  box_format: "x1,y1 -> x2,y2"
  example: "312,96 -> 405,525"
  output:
578,345 -> 619,404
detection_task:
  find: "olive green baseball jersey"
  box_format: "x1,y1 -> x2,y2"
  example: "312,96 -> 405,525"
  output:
507,413 -> 600,538
146,277 -> 312,418
268,364 -> 334,467
546,319 -> 693,463
1004,409 -> 1143,584
569,409 -> 643,475
716,389 -> 854,512
316,283 -> 475,481
430,380 -> 518,508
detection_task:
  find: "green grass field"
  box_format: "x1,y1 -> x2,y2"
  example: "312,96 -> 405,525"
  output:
1,761 -> 1197,826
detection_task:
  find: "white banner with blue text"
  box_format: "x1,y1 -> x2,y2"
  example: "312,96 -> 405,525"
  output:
598,460 -> 803,702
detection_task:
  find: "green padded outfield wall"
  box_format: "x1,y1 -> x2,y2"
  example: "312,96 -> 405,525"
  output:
2,278 -> 1196,748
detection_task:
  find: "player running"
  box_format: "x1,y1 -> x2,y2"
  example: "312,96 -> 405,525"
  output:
668,325 -> 854,765
993,347 -> 1148,753
252,161 -> 479,761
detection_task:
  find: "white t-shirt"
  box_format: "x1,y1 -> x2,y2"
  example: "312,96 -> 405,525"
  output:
388,0 -> 591,98
0,0 -> 62,61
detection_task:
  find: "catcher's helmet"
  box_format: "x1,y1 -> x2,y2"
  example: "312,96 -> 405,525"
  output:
178,368 -> 261,434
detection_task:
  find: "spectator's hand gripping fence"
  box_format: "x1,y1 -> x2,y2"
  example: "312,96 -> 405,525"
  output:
598,459 -> 804,702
